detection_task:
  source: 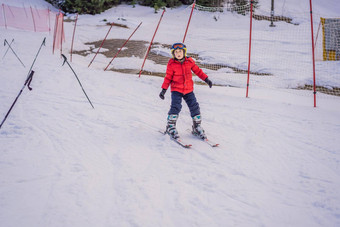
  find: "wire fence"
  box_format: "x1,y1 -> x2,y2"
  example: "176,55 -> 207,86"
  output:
81,4 -> 338,99
4,2 -> 335,101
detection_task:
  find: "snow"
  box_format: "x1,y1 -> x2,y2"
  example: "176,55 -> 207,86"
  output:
1,0 -> 340,227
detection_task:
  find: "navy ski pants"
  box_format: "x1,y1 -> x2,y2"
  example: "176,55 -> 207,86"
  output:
168,91 -> 200,117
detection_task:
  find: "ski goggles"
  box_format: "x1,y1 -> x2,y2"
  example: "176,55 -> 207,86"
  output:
171,43 -> 186,50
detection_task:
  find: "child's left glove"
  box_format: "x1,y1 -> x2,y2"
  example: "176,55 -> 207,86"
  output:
205,78 -> 213,88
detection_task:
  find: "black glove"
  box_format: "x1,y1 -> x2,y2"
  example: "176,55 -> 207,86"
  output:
205,78 -> 212,88
159,89 -> 167,100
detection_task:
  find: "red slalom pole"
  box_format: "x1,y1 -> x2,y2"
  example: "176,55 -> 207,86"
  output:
70,13 -> 78,62
183,0 -> 196,43
139,8 -> 165,77
48,8 -> 51,34
105,22 -> 142,71
52,13 -> 59,54
61,12 -> 64,56
309,0 -> 317,107
246,1 -> 253,98
88,23 -> 114,68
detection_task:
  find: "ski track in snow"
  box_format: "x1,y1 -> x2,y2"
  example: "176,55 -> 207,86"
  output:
1,1 -> 340,227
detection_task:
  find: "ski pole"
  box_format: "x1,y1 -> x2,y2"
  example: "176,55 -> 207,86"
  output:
25,38 -> 46,81
0,37 -> 46,130
61,54 -> 94,109
4,39 -> 25,68
0,71 -> 34,129
2,38 -> 14,60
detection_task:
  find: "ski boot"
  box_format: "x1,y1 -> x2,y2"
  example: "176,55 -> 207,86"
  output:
166,114 -> 179,139
192,115 -> 207,139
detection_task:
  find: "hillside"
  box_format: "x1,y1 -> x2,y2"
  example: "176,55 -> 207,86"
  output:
1,0 -> 340,226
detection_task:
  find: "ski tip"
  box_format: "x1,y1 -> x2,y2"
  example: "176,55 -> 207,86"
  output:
209,142 -> 219,147
158,130 -> 166,135
177,139 -> 192,148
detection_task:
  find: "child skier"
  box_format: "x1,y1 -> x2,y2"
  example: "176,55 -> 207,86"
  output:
159,42 -> 213,140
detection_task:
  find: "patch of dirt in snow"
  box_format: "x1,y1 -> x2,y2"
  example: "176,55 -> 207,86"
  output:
73,39 -> 272,76
297,84 -> 340,96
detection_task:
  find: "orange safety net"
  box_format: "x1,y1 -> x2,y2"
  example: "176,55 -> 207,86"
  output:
52,12 -> 65,54
0,4 -> 55,32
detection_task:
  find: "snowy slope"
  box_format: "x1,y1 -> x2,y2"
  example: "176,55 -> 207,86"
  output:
1,0 -> 340,227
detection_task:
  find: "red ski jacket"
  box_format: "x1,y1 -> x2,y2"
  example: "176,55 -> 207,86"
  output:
161,57 -> 208,95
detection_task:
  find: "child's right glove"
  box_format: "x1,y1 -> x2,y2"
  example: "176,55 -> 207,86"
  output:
205,78 -> 213,88
159,89 -> 167,100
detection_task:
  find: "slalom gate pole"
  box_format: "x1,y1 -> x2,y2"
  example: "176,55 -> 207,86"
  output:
2,38 -> 14,60
88,23 -> 114,68
104,22 -> 142,71
0,37 -> 46,130
309,0 -> 317,107
23,3 -> 28,17
30,6 -> 37,32
52,12 -> 59,54
246,1 -> 253,98
62,54 -> 95,109
61,13 -> 65,56
139,8 -> 165,77
314,20 -> 321,49
183,0 -> 196,43
4,39 -> 26,68
7,5 -> 14,17
48,8 -> 51,34
70,13 -> 79,62
2,4 -> 7,29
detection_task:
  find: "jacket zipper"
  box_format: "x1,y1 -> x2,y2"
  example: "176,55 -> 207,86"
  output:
181,60 -> 186,93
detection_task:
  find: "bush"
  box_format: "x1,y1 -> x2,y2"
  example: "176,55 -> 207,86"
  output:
66,0 -> 121,15
154,0 -> 166,13
45,0 -> 64,9
45,0 -> 120,15
45,0 -> 249,15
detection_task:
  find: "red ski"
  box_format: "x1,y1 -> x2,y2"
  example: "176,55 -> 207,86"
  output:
188,129 -> 219,147
159,130 -> 192,148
